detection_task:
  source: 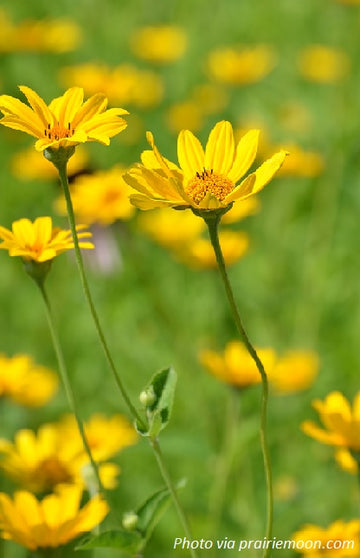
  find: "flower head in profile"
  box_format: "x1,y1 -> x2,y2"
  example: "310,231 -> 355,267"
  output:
292,519 -> 360,557
0,216 -> 93,263
199,341 -> 277,389
124,121 -> 287,213
0,484 -> 108,551
0,85 -> 128,151
302,391 -> 360,451
0,354 -> 58,407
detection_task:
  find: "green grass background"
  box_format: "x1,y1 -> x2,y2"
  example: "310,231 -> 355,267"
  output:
0,0 -> 360,556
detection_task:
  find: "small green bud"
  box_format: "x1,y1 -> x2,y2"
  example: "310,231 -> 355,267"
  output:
122,511 -> 139,531
139,386 -> 156,408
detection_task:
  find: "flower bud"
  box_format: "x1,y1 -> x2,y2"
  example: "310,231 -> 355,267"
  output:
122,511 -> 139,531
139,386 -> 156,408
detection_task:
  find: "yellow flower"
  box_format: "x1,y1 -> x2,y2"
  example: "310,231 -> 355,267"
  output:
207,45 -> 276,85
58,413 -> 138,462
11,145 -> 89,181
55,167 -> 135,226
124,120 -> 287,212
302,391 -> 360,450
60,64 -> 163,108
176,230 -> 249,269
0,484 -> 108,551
0,85 -> 128,151
199,341 -> 277,388
0,414 -> 137,493
0,217 -> 93,263
298,45 -> 350,83
130,25 -> 187,64
292,519 -> 360,557
270,351 -> 319,394
0,354 -> 58,407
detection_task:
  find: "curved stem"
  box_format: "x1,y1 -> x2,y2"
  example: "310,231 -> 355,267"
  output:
56,160 -> 145,430
150,438 -> 198,558
36,282 -> 103,496
205,216 -> 273,558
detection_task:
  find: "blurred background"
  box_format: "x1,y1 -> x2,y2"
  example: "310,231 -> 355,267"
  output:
0,0 -> 360,556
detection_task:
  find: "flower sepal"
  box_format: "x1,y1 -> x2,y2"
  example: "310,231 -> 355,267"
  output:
44,146 -> 76,170
191,202 -> 233,223
23,258 -> 52,286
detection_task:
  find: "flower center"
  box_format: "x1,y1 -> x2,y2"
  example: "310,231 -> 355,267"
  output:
36,458 -> 72,489
185,169 -> 234,204
44,122 -> 74,141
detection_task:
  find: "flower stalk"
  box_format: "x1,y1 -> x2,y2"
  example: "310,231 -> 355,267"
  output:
47,149 -> 145,430
34,279 -> 103,496
203,211 -> 273,558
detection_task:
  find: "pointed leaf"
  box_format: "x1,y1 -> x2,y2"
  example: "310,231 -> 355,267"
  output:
76,529 -> 142,553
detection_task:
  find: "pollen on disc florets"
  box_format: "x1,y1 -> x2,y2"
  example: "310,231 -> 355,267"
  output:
185,169 -> 234,204
44,121 -> 74,141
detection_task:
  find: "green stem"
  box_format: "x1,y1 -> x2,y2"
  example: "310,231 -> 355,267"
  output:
36,282 -> 103,496
149,437 -> 198,558
56,160 -> 145,430
205,215 -> 273,558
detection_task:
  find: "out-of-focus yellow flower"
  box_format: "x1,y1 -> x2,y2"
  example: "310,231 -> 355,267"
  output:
298,45 -> 350,83
0,354 -> 58,407
292,520 -> 360,556
124,121 -> 287,211
176,230 -> 249,269
0,10 -> 81,53
302,391 -> 360,450
270,351 -> 319,394
191,84 -> 229,116
273,475 -> 298,502
276,144 -> 324,178
0,414 -> 137,493
207,45 -> 276,85
0,484 -> 108,551
60,64 -> 163,108
57,413 -> 138,463
0,86 -> 128,151
199,341 -> 277,388
166,101 -> 204,134
130,25 -> 187,64
55,167 -> 135,226
138,207 -> 205,248
0,217 -> 93,263
11,145 -> 89,181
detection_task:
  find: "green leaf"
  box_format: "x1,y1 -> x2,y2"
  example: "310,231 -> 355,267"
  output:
76,529 -> 142,553
136,486 -> 172,539
147,367 -> 177,437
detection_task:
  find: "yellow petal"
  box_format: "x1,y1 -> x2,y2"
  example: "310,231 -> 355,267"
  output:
177,130 -> 205,179
0,94 -> 44,135
204,121 -> 235,175
19,86 -> 53,127
130,194 -> 181,210
12,220 -> 35,250
50,87 -> 84,126
33,217 -> 52,245
228,129 -> 260,183
71,94 -> 107,127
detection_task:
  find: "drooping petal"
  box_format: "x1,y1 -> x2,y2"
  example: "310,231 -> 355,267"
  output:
204,120 -> 235,175
177,130 -> 205,179
130,194 -> 182,210
228,129 -> 260,183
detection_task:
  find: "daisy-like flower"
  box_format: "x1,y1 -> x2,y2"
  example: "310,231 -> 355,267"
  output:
302,391 -> 360,451
0,353 -> 58,407
0,413 -> 137,493
0,85 -> 128,152
0,484 -> 108,551
0,216 -> 93,263
124,120 -> 287,212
